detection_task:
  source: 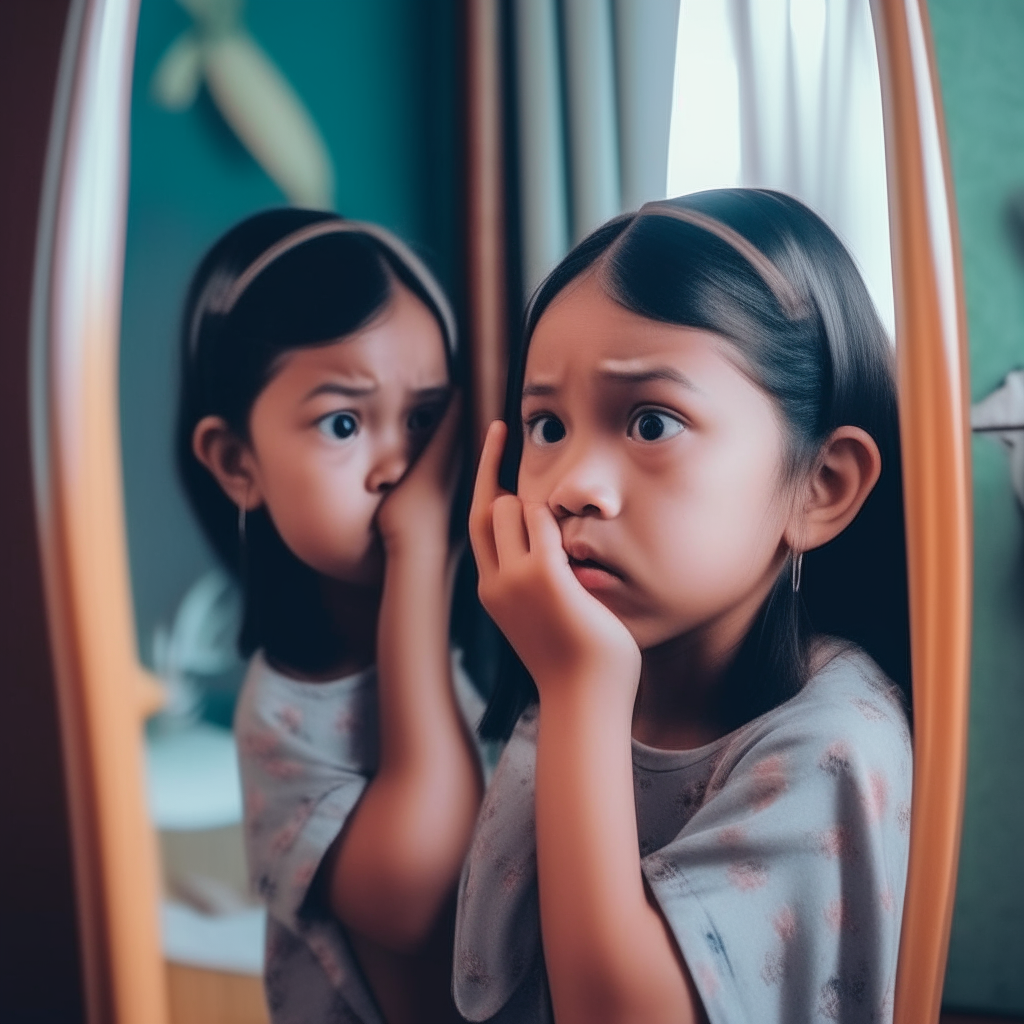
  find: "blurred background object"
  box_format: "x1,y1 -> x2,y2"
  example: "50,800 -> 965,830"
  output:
150,0 -> 335,209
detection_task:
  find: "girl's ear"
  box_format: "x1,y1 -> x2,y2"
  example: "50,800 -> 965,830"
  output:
192,415 -> 265,511
788,426 -> 882,553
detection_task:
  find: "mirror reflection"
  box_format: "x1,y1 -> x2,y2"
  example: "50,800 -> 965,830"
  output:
124,2 -> 465,1020
117,2 -> 978,1023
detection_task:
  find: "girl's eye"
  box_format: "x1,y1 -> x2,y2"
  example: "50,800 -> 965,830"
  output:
527,415 -> 567,446
408,404 -> 441,434
317,412 -> 359,440
629,410 -> 684,443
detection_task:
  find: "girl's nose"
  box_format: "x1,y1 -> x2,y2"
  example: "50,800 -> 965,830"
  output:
547,453 -> 622,519
366,439 -> 408,494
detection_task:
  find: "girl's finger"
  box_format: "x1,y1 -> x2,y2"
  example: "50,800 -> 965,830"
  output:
471,420 -> 508,511
492,494 -> 530,570
468,421 -> 507,576
523,501 -> 569,570
468,491 -> 499,579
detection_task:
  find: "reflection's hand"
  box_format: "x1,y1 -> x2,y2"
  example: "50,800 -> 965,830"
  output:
376,393 -> 462,560
469,421 -> 640,704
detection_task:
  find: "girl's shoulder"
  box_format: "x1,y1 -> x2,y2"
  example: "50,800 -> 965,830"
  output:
232,650 -> 379,753
233,647 -> 491,757
711,639 -> 913,802
236,650 -> 377,708
798,637 -> 911,744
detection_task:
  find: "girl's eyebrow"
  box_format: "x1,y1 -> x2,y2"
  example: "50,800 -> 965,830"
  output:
303,382 -> 452,403
522,381 -> 558,398
302,381 -> 377,402
412,385 -> 453,402
522,366 -> 703,399
596,361 -> 704,393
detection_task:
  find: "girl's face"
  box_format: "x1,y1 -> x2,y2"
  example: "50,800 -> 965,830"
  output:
518,272 -> 796,653
244,283 -> 449,585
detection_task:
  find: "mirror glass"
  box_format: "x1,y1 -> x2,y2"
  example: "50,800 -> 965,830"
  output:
121,0 -> 460,1016
119,0 -> 928,1020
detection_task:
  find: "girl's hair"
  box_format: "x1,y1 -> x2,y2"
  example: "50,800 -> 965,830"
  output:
176,208 -> 458,675
480,188 -> 910,740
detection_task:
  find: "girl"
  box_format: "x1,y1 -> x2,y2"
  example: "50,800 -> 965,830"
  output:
177,209 -> 484,1024
457,190 -> 912,1024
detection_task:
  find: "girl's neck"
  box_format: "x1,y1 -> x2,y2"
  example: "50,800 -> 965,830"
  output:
632,637 -> 732,751
631,600 -> 766,751
632,560 -> 789,750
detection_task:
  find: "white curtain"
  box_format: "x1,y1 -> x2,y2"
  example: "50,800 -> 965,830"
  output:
513,0 -> 681,296
667,0 -> 894,336
513,0 -> 892,338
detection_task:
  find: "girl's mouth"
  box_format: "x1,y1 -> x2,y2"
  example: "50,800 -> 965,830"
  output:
567,554 -> 623,590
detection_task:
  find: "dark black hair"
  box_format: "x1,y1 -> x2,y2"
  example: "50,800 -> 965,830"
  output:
176,208 -> 457,675
480,188 -> 910,740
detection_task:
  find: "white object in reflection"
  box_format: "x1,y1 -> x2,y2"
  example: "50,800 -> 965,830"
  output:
162,901 -> 265,975
151,0 -> 335,208
147,722 -> 243,831
150,569 -> 242,732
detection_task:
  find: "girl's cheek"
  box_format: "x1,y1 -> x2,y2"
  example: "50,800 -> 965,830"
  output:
515,464 -> 548,506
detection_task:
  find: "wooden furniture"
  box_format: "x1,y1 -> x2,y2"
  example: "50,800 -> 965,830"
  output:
166,966 -> 269,1024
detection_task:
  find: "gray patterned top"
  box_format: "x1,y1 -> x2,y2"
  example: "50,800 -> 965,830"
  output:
454,643 -> 912,1024
235,650 -> 485,1024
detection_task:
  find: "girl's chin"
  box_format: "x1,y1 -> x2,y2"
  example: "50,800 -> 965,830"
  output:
318,545 -> 386,590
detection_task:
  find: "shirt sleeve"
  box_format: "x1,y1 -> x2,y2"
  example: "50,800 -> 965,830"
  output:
454,708 -> 544,1023
643,671 -> 912,1024
234,667 -> 378,934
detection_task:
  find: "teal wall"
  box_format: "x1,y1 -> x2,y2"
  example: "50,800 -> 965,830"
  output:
930,0 -> 1024,1014
120,0 -> 459,716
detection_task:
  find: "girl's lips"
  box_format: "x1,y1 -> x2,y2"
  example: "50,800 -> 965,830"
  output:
567,555 -> 624,590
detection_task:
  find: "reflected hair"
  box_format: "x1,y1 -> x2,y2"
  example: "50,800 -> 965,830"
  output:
176,208 -> 457,675
480,189 -> 910,740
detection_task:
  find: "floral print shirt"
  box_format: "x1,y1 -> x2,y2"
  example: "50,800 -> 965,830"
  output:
454,644 -> 912,1024
236,650 -> 485,1024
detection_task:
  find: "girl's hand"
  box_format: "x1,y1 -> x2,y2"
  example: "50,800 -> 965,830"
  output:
469,421 -> 641,706
376,393 -> 462,560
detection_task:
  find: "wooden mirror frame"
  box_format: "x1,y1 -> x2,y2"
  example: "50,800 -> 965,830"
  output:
31,0 -> 971,1021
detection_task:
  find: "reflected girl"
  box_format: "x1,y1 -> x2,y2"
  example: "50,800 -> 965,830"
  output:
458,190 -> 912,1024
177,210 -> 483,1024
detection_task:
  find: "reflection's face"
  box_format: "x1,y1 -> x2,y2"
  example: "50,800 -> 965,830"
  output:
246,283 -> 449,585
518,273 -> 794,652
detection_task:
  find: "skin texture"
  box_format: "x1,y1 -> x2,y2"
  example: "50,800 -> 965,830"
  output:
469,271 -> 881,1024
194,283 -> 483,1024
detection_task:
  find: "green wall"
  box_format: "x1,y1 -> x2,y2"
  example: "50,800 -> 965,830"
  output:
120,0 -> 459,717
930,0 -> 1024,1013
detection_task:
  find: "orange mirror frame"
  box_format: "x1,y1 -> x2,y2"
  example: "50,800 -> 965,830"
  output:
869,2 -> 972,1021
31,1 -> 971,1022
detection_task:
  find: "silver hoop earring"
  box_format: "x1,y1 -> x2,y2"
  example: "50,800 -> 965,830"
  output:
791,550 -> 803,593
238,502 -> 247,544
